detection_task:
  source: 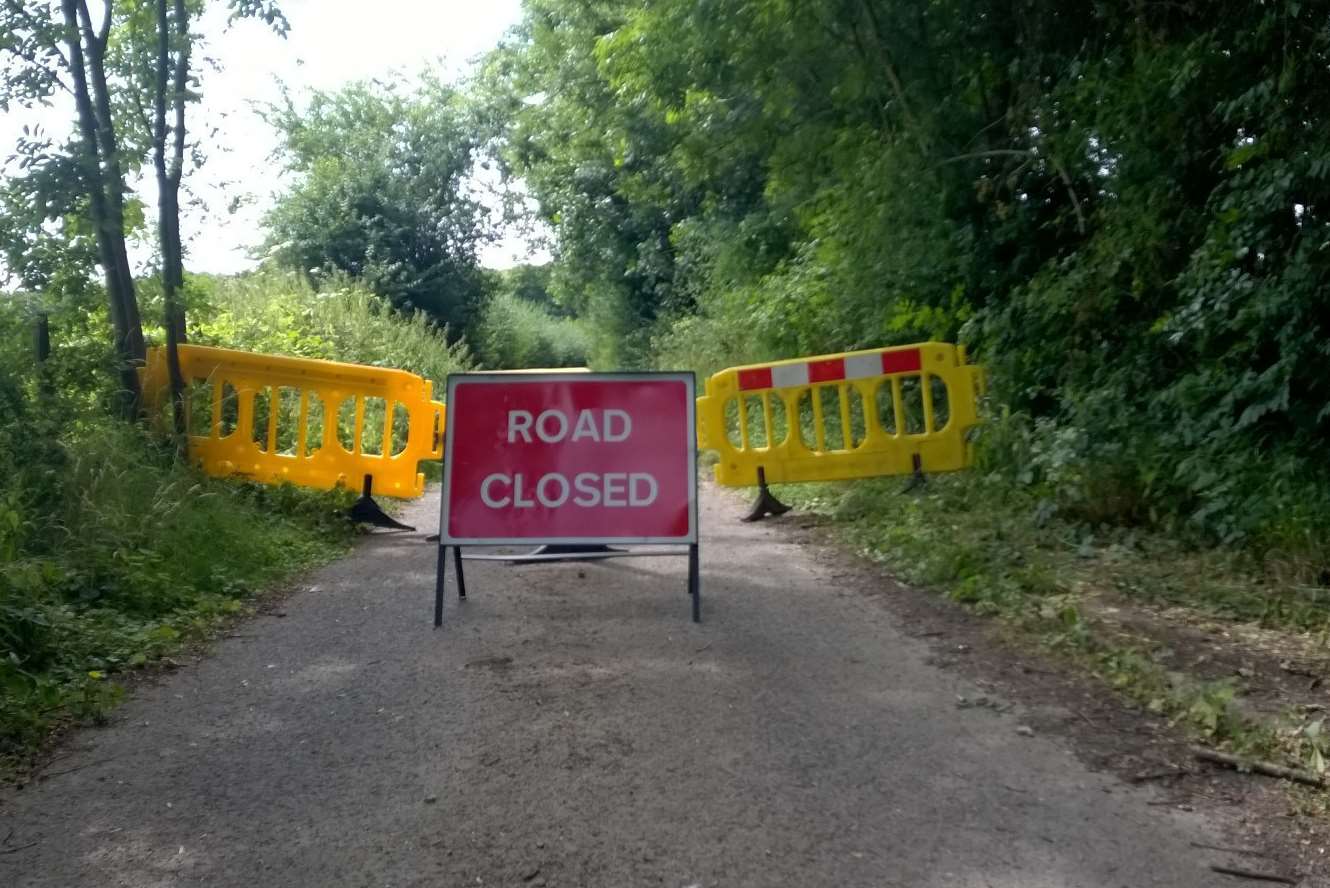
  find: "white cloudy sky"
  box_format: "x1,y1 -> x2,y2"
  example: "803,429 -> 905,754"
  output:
1,0 -> 544,274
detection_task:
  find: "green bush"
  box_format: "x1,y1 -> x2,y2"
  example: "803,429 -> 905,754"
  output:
651,311 -> 779,381
187,269 -> 474,391
473,289 -> 593,369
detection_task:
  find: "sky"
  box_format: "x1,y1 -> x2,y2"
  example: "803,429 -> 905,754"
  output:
0,0 -> 546,275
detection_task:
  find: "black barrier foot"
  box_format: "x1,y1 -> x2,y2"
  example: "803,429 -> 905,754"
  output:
741,467 -> 791,522
348,475 -> 416,531
901,454 -> 927,493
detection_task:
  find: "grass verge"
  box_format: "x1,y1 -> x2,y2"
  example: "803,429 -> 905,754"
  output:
1,422 -> 355,775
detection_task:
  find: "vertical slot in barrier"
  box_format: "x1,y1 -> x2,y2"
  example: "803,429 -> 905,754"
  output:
251,386 -> 273,452
930,376 -> 951,431
724,397 -> 744,449
846,386 -> 867,448
276,387 -> 301,456
796,390 -> 817,451
817,386 -> 844,451
304,394 -> 326,457
219,382 -> 239,438
360,396 -> 387,457
741,394 -> 769,448
765,392 -> 790,448
188,377 -> 214,438
391,403 -> 411,456
875,380 -> 897,436
336,397 -> 358,452
899,376 -> 926,435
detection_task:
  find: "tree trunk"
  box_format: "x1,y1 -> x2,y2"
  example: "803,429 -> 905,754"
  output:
33,314 -> 53,398
77,0 -> 147,363
154,0 -> 188,443
158,177 -> 189,440
61,0 -> 144,417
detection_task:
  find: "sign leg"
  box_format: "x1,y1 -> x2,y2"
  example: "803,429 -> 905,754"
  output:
689,543 -> 700,623
453,546 -> 467,600
434,545 -> 447,628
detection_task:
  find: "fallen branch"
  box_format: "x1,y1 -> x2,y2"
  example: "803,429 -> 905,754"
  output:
37,759 -> 108,781
1209,864 -> 1298,884
0,841 -> 38,855
1130,768 -> 1190,784
1192,746 -> 1325,788
1279,661 -> 1321,679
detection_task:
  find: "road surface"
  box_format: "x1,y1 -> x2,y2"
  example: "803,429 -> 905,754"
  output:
3,485 -> 1242,887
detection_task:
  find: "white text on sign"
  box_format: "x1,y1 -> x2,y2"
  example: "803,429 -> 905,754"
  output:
483,409 -> 659,511
507,409 -> 631,444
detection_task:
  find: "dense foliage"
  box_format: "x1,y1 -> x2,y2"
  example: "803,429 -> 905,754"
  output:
483,0 -> 1330,555
472,265 -> 592,369
262,76 -> 492,334
188,270 -> 474,390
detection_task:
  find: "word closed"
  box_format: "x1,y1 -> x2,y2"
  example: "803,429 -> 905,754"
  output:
441,374 -> 697,545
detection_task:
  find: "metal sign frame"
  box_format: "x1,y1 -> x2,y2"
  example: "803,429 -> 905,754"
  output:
433,371 -> 701,627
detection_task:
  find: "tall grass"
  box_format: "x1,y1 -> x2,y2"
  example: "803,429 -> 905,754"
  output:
0,416 -> 350,756
473,290 -> 593,370
188,269 -> 474,390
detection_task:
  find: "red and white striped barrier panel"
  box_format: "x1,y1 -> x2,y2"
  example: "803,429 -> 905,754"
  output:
736,348 -> 924,392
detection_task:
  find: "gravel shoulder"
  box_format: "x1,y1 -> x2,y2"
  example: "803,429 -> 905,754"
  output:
0,483 -> 1306,887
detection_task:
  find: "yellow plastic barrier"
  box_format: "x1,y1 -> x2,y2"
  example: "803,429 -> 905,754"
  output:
141,345 -> 445,498
696,341 -> 984,487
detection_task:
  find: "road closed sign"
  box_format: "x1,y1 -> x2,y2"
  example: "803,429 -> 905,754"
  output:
440,373 -> 698,545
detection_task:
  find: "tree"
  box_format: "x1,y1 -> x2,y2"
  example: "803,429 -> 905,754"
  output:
115,0 -> 289,436
3,0 -> 289,423
263,75 -> 490,334
150,0 -> 191,436
3,0 -> 147,415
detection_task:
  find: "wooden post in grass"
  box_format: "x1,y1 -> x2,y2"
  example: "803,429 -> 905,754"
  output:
33,313 -> 53,399
33,313 -> 50,363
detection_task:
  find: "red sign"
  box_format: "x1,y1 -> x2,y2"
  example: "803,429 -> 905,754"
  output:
440,373 -> 697,545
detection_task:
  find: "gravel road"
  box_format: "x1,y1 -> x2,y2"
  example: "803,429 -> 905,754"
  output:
2,484 -> 1243,887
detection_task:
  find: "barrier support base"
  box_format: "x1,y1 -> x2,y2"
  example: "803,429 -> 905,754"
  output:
454,546 -> 467,600
434,544 -> 699,626
689,543 -> 700,623
349,474 -> 415,531
742,467 -> 791,522
901,454 -> 927,493
433,544 -> 447,627
434,544 -> 468,627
